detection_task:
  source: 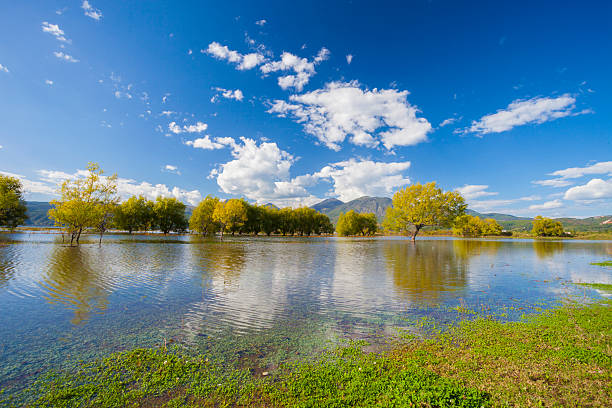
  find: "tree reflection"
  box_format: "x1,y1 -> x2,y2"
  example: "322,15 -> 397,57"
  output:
41,246 -> 109,325
453,239 -> 501,259
384,240 -> 469,303
533,241 -> 565,259
189,240 -> 247,286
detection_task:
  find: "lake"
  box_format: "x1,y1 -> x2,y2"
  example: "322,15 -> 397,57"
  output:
0,233 -> 611,400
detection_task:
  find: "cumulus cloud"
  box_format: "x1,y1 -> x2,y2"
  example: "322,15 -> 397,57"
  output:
260,48 -> 329,91
533,161 -> 612,188
206,42 -> 265,70
42,22 -> 69,43
313,159 -> 411,202
82,1 -> 102,20
528,199 -> 563,211
0,64 -> 8,73
168,121 -> 208,134
564,179 -> 612,200
268,81 -> 431,150
53,51 -> 79,63
462,94 -> 580,135
210,137 -> 319,206
210,87 -> 244,102
0,171 -> 57,195
455,185 -> 498,200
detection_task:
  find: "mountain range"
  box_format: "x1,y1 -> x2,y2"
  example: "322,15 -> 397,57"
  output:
16,200 -> 612,232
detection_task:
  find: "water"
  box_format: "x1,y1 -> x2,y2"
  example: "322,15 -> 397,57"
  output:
0,233 -> 611,398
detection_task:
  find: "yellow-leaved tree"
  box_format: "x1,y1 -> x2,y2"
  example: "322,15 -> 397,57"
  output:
212,199 -> 247,237
48,162 -> 118,246
383,182 -> 466,241
189,195 -> 220,235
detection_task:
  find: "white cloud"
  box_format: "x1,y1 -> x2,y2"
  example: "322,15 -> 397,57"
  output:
268,81 -> 431,150
533,161 -> 612,188
346,54 -> 353,64
45,79 -> 54,85
164,165 -> 180,175
185,135 -> 235,150
564,179 -> 612,200
455,185 -> 498,200
211,137 -> 317,206
81,1 -> 102,20
467,195 -> 540,212
528,199 -> 563,211
0,64 -> 8,73
313,159 -> 411,202
255,19 -> 267,26
462,94 -> 579,135
168,121 -> 208,134
5,168 -> 202,205
53,51 -> 79,63
211,87 -> 244,102
160,111 -> 175,116
260,48 -> 329,91
439,117 -> 458,127
42,22 -> 69,43
205,42 -> 265,70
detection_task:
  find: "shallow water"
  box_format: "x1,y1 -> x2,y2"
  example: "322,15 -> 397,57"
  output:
0,233 -> 610,398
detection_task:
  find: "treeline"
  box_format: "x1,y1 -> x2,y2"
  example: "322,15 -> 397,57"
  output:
336,210 -> 378,236
452,214 -> 503,237
189,196 -> 334,237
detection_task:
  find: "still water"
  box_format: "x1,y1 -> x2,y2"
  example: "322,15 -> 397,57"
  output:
0,233 -> 610,397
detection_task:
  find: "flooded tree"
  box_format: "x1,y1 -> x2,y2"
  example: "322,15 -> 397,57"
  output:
153,197 -> 188,234
189,195 -> 220,235
48,162 -> 118,246
383,182 -> 466,241
113,195 -> 155,234
336,210 -> 378,236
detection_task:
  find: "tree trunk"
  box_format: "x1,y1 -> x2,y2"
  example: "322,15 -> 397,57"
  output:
76,227 -> 82,244
412,225 -> 422,242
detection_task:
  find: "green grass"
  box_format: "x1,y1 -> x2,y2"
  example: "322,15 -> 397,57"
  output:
590,260 -> 612,267
574,282 -> 612,292
4,300 -> 611,407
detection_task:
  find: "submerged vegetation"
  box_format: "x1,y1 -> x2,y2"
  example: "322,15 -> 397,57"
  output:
7,299 -> 609,407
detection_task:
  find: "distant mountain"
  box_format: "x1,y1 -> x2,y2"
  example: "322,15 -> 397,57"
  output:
23,201 -> 54,226
466,209 -> 531,221
311,198 -> 343,213
312,196 -> 392,224
264,203 -> 280,210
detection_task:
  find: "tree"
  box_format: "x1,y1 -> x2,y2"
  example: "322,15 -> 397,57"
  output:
48,162 -> 118,246
113,195 -> 154,234
189,195 -> 220,235
0,174 -> 28,230
260,206 -> 279,236
153,197 -> 187,234
212,199 -> 247,237
453,214 -> 502,237
337,210 -> 378,236
383,182 -> 466,241
532,216 -> 565,237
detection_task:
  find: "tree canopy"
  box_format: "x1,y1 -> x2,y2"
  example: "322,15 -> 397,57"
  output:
383,182 -> 466,241
532,216 -> 565,237
189,195 -> 220,235
48,162 -> 118,245
153,196 -> 188,234
0,174 -> 28,230
113,195 -> 155,234
336,211 -> 378,236
453,214 -> 503,237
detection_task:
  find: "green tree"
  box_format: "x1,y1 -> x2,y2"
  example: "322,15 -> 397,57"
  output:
212,199 -> 247,237
383,182 -> 466,241
358,213 -> 378,236
278,207 -> 295,236
113,195 -> 154,234
453,215 -> 502,237
49,162 -> 118,246
189,195 -> 220,235
260,206 -> 279,236
337,210 -> 378,236
0,174 -> 28,230
153,196 -> 187,234
532,216 -> 565,237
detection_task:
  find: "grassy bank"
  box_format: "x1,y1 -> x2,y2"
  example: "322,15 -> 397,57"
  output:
4,298 -> 610,407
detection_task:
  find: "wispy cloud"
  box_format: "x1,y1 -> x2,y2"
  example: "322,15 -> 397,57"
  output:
346,54 -> 353,64
168,121 -> 208,134
461,94 -> 582,135
533,161 -> 612,188
42,22 -> 70,43
528,199 -> 563,211
210,87 -> 244,102
82,1 -> 102,20
0,63 -> 8,73
53,51 -> 79,63
255,19 -> 267,26
45,79 -> 54,85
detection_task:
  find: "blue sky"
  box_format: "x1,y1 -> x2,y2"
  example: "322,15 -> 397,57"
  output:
0,0 -> 611,217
